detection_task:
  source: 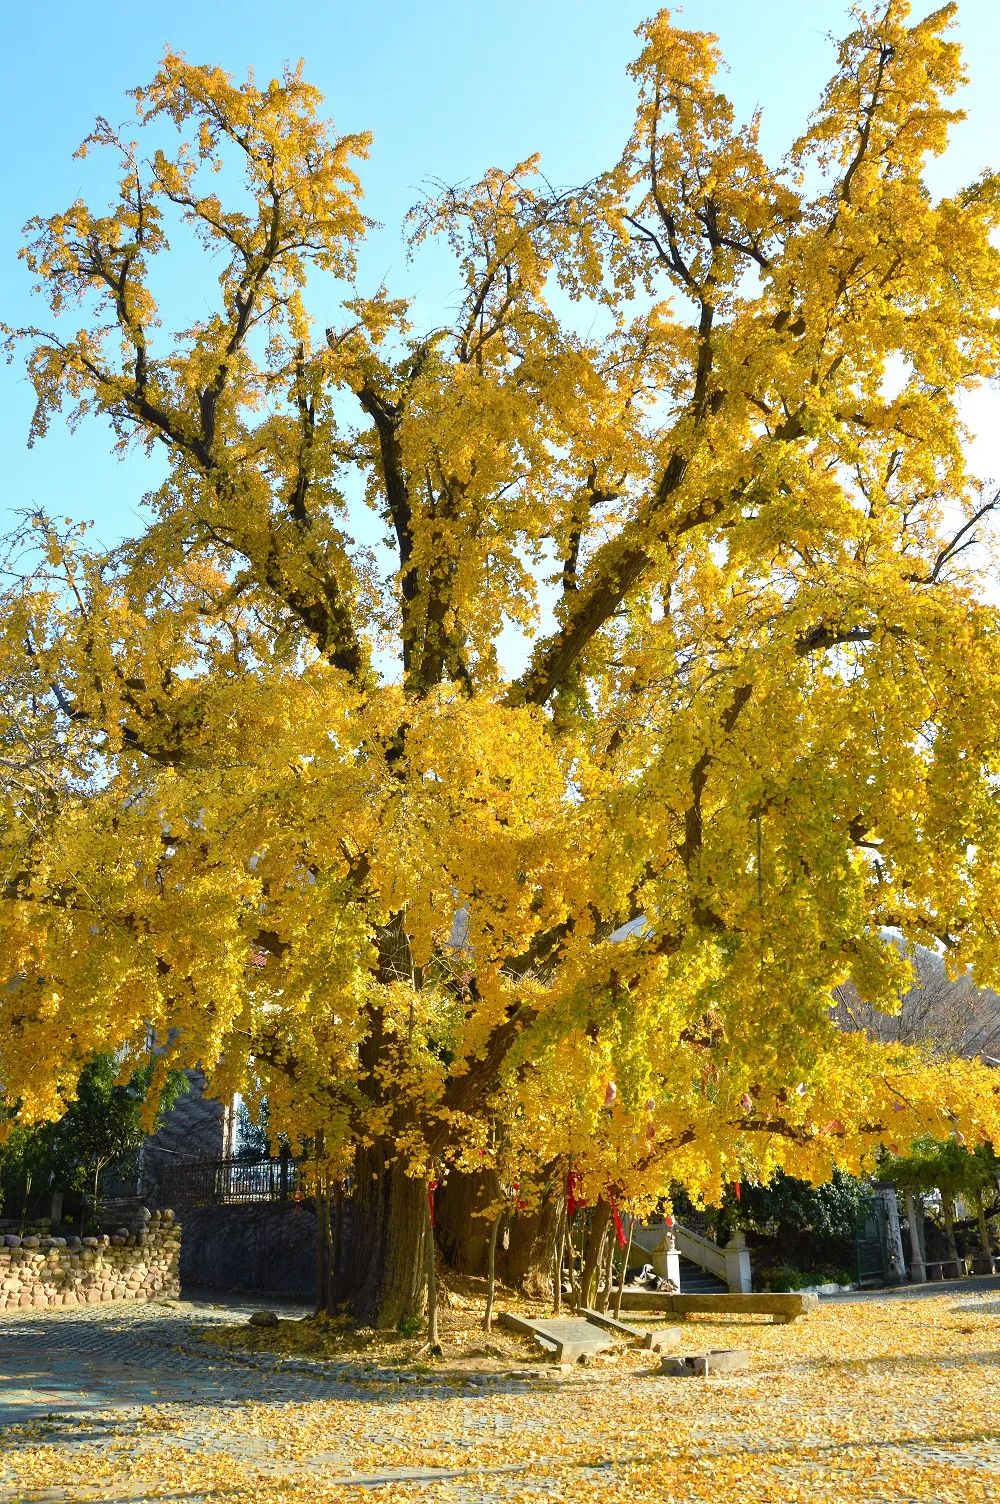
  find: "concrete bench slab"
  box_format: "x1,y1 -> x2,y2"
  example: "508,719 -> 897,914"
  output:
498,1311 -> 616,1363
619,1290 -> 818,1323
577,1307 -> 680,1352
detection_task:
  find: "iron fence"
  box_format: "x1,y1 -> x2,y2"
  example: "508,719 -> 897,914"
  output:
158,1153 -> 309,1208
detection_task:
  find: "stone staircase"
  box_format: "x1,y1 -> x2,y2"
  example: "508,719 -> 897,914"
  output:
677,1253 -> 728,1295
629,1217 -> 752,1294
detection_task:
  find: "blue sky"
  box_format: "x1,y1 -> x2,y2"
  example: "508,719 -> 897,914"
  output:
3,0 -> 999,546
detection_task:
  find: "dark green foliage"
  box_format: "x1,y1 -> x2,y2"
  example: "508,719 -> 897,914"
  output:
673,1171 -> 872,1280
881,1136 -> 1000,1202
0,1054 -> 187,1226
735,1171 -> 872,1280
735,1171 -> 874,1247
763,1264 -> 854,1292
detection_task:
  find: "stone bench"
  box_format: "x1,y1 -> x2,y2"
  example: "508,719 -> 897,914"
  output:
619,1290 -> 818,1324
925,1258 -> 971,1281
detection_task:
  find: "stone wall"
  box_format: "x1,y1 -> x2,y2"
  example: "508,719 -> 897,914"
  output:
179,1202 -> 316,1296
0,1209 -> 180,1312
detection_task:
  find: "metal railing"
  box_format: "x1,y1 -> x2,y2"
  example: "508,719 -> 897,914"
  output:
158,1153 -> 308,1208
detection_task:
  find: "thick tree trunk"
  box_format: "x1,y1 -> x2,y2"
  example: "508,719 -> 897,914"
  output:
499,1188 -> 560,1295
435,1170 -> 493,1275
336,1143 -> 427,1327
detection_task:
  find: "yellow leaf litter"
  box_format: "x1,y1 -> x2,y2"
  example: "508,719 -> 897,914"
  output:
2,1291 -> 999,1502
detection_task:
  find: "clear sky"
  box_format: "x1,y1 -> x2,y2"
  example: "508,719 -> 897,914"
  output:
3,0 -> 999,547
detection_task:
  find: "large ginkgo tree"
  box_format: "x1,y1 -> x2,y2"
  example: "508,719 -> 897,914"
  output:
4,1 -> 1000,1324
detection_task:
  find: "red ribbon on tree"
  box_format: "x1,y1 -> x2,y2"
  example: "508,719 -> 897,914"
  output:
609,1193 -> 627,1249
731,1180 -> 742,1202
566,1168 -> 585,1218
427,1179 -> 438,1226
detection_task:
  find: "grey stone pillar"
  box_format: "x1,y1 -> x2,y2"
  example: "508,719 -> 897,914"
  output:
724,1232 -> 753,1293
905,1193 -> 926,1283
659,1218 -> 681,1288
877,1185 -> 907,1285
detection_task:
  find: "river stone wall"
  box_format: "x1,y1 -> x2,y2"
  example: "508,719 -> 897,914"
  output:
0,1209 -> 180,1311
179,1202 -> 317,1296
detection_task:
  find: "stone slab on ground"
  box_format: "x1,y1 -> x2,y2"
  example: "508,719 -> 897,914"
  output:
577,1306 -> 680,1352
660,1347 -> 751,1377
498,1311 -> 616,1362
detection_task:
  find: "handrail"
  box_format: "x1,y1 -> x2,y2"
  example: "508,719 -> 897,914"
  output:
675,1224 -> 728,1280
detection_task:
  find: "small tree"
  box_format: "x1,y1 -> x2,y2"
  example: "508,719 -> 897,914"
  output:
0,1119 -> 58,1231
234,1096 -> 272,1160
1,1055 -> 187,1230
882,1137 -> 1000,1269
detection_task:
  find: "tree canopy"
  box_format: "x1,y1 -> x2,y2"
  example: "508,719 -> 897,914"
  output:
4,1 -> 1000,1319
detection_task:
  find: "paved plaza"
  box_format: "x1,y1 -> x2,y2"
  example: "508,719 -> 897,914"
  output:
2,1287 -> 1000,1501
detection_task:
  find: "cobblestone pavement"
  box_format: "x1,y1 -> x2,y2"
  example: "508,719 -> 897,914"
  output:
0,1296 -> 564,1501
2,1289 -> 1000,1501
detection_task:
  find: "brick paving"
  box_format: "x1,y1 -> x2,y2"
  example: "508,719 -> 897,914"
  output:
1,1288 -> 999,1501
0,1297 -> 561,1500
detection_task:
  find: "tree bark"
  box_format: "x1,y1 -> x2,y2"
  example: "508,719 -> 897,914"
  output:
565,1220 -> 581,1308
974,1194 -> 995,1272
976,1196 -> 992,1256
553,1199 -> 567,1315
335,1142 -> 427,1327
331,1187 -> 344,1303
315,1183 -> 331,1315
597,1222 -> 615,1312
435,1170 -> 492,1275
942,1194 -> 961,1276
425,1178 -> 441,1355
499,1188 -> 560,1294
614,1216 -> 634,1320
483,1216 -> 500,1333
579,1199 -> 612,1309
